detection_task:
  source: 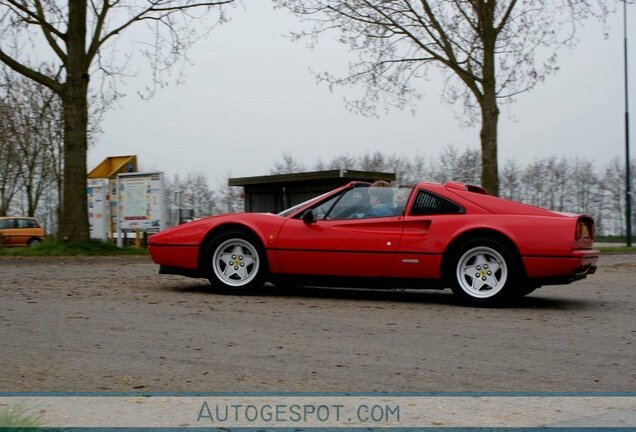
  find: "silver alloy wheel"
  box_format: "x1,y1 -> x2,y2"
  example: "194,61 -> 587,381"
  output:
455,246 -> 508,299
212,238 -> 260,287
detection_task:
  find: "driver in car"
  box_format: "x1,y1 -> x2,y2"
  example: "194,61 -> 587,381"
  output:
366,180 -> 394,218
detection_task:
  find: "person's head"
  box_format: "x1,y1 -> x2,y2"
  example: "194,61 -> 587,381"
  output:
368,180 -> 393,206
371,180 -> 391,188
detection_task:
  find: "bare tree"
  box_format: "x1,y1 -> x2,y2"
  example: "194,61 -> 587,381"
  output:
543,157 -> 570,212
0,69 -> 60,217
270,153 -> 307,174
0,0 -> 232,241
0,98 -> 20,216
313,153 -> 357,171
184,172 -> 218,217
166,172 -> 218,225
218,179 -> 244,213
569,159 -> 603,234
358,151 -> 413,184
276,0 -> 607,195
401,154 -> 433,185
359,151 -> 387,172
499,159 -> 520,201
600,158 -> 626,236
432,146 -> 480,184
43,90 -> 65,230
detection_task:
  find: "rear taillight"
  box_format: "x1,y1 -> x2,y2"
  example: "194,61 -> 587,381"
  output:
576,218 -> 594,241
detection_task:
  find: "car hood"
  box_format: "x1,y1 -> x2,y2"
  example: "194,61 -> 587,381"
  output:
148,212 -> 286,246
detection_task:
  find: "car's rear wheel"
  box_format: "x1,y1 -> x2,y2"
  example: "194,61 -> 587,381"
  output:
27,238 -> 42,247
450,238 -> 518,305
518,284 -> 539,297
206,231 -> 266,292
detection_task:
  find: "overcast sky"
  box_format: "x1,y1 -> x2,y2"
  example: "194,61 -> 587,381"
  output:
88,1 -> 636,183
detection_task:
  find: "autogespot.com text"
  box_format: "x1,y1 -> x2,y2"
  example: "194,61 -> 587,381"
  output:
197,401 -> 400,425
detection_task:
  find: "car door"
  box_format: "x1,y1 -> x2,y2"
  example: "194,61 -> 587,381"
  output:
277,186 -> 403,277
384,188 -> 466,279
0,218 -> 19,246
15,218 -> 39,246
0,219 -> 14,246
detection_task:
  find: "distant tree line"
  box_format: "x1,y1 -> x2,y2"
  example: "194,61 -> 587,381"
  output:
165,172 -> 243,226
2,140 -> 633,236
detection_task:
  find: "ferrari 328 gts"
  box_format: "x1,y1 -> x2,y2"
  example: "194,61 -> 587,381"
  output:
148,181 -> 598,305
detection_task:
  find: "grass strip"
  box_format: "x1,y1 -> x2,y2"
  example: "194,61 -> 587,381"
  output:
0,239 -> 147,256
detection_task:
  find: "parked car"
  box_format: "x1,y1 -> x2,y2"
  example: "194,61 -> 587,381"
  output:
0,216 -> 46,247
148,181 -> 599,305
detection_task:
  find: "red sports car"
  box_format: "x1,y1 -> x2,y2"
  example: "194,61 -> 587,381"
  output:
148,181 -> 598,305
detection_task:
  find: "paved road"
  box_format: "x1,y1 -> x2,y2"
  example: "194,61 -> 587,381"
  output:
0,254 -> 634,392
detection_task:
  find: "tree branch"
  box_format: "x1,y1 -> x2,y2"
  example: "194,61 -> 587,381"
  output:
3,0 -> 65,39
0,49 -> 62,94
495,0 -> 518,35
415,0 -> 482,96
32,0 -> 67,62
95,0 -> 233,51
87,0 -> 112,63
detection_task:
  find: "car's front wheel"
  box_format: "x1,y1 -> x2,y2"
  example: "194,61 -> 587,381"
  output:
206,231 -> 266,292
450,238 -> 519,305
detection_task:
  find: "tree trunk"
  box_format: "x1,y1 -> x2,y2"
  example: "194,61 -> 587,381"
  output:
479,26 -> 500,197
59,0 -> 89,242
27,183 -> 35,217
56,179 -> 63,237
480,93 -> 499,196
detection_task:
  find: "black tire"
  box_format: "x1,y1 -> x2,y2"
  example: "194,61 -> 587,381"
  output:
205,230 -> 267,293
448,237 -> 522,306
27,238 -> 42,247
517,284 -> 539,297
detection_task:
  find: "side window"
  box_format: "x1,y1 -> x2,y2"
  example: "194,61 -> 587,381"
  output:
327,186 -> 411,220
300,186 -> 412,221
18,219 -> 38,228
410,190 -> 464,216
293,191 -> 347,220
312,194 -> 341,221
0,219 -> 16,229
392,187 -> 413,216
327,187 -> 372,220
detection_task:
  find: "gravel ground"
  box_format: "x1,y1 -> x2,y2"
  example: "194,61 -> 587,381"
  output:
0,254 -> 634,392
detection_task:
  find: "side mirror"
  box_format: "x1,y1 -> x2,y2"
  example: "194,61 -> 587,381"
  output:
302,209 -> 316,224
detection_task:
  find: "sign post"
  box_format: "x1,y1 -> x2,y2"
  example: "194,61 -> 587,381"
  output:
87,178 -> 110,241
116,172 -> 167,247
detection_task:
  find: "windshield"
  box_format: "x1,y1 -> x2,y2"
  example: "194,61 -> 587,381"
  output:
277,191 -> 333,217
